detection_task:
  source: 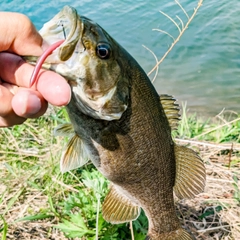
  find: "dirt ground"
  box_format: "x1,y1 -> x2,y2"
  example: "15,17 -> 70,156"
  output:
2,139 -> 240,240
176,139 -> 240,240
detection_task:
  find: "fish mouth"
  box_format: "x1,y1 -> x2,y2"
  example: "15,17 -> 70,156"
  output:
25,5 -> 83,86
40,5 -> 82,62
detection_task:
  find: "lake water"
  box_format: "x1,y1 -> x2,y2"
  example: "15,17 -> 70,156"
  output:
2,0 -> 240,117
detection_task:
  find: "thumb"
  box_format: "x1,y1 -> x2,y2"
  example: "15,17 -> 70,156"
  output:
0,12 -> 43,56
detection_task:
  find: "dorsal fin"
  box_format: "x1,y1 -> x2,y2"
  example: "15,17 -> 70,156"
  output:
173,144 -> 206,199
54,123 -> 89,173
159,94 -> 180,130
102,184 -> 140,224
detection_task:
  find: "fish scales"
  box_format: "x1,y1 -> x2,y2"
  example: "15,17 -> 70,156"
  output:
67,73 -> 180,235
66,47 -> 184,238
24,5 -> 206,239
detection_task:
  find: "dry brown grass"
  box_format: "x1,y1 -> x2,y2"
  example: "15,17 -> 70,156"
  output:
1,127 -> 240,239
176,139 -> 240,240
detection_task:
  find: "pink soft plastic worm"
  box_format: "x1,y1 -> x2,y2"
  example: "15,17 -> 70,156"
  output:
29,40 -> 65,87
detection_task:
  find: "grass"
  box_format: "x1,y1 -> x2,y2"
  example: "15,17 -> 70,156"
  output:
0,1 -> 211,239
0,104 -> 240,239
0,107 -> 148,240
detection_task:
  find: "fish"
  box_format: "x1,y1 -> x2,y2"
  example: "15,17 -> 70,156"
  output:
25,6 -> 206,239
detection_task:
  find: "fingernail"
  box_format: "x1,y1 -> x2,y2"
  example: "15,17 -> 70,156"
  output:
12,92 -> 42,117
24,94 -> 42,116
53,84 -> 71,106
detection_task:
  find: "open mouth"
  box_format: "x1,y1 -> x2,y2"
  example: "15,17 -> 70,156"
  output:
29,6 -> 82,86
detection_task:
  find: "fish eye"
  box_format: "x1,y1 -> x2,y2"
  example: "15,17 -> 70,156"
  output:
96,43 -> 111,59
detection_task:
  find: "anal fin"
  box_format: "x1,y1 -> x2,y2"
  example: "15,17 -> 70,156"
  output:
174,144 -> 206,199
102,184 -> 140,224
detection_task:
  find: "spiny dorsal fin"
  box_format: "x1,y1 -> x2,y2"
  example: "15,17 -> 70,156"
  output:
174,144 -> 206,199
60,133 -> 89,173
159,94 -> 180,130
54,123 -> 74,137
102,184 -> 140,224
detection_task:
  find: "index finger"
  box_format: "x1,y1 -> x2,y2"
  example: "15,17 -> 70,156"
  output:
0,12 -> 43,55
0,52 -> 71,106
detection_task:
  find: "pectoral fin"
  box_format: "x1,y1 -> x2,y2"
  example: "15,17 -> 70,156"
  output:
159,94 -> 180,130
59,134 -> 90,173
174,144 -> 206,199
102,184 -> 140,224
54,123 -> 89,173
54,123 -> 74,137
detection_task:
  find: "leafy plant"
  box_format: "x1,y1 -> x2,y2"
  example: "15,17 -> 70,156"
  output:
55,169 -> 140,239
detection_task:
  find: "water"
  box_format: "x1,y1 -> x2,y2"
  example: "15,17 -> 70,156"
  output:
1,0 -> 239,117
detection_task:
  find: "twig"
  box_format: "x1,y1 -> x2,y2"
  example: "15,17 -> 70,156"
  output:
96,197 -> 100,240
175,138 -> 240,151
51,177 -> 79,192
176,15 -> 184,30
215,108 -> 226,118
130,221 -> 134,240
142,45 -> 159,83
148,0 -> 203,76
197,224 -> 239,233
175,0 -> 190,19
228,143 -> 233,169
0,150 -> 41,157
159,10 -> 181,33
207,177 -> 235,183
152,28 -> 175,41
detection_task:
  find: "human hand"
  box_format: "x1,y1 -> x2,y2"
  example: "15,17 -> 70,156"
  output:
0,12 -> 71,127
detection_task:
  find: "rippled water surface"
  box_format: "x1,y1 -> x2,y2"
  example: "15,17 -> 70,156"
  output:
2,0 -> 240,116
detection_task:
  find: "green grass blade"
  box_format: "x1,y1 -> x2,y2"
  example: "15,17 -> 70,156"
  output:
15,213 -> 53,222
0,216 -> 8,240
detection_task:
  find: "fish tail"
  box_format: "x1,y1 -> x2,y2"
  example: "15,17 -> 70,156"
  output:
145,228 -> 194,240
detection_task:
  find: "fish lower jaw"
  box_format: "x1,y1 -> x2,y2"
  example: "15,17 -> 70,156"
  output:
72,84 -> 126,120
48,63 -> 80,80
97,111 -> 124,121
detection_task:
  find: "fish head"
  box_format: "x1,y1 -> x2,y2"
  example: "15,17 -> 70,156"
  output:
37,5 -> 130,120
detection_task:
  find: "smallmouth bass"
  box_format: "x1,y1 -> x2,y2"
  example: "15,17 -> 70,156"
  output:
25,6 -> 206,239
